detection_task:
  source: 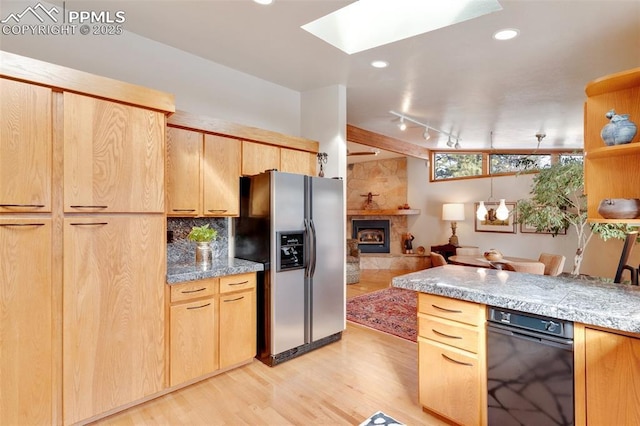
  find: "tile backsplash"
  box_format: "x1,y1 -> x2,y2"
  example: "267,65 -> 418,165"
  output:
167,217 -> 229,263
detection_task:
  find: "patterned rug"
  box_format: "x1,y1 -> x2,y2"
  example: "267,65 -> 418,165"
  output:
346,287 -> 417,342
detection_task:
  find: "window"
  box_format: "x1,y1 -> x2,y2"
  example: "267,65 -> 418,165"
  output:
433,153 -> 483,180
490,154 -> 551,174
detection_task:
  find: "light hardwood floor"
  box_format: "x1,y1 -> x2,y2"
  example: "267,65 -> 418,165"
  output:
93,269 -> 447,426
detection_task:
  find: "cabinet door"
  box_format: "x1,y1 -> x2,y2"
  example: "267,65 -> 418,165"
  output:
170,298 -> 218,386
0,218 -> 52,425
242,141 -> 279,176
280,148 -> 316,176
0,79 -> 51,213
419,339 -> 481,426
204,134 -> 240,216
219,289 -> 256,368
63,215 -> 165,424
63,93 -> 165,213
585,328 -> 640,425
166,127 -> 202,216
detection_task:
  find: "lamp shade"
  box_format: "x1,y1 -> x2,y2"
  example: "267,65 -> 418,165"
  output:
442,203 -> 465,221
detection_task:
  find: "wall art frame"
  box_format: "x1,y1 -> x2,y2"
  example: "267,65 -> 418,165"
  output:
474,201 -> 517,233
519,221 -> 567,235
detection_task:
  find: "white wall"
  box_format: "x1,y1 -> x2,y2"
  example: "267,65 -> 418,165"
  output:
406,157 -> 640,279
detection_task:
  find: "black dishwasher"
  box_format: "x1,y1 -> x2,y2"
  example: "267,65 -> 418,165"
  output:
487,307 -> 574,425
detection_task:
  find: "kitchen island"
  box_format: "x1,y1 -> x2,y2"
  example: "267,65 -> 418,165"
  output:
392,265 -> 640,426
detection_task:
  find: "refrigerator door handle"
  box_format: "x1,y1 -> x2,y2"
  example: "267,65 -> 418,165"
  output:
309,219 -> 317,277
304,218 -> 312,278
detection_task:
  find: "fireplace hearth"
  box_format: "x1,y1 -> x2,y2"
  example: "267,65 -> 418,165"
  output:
352,220 -> 390,253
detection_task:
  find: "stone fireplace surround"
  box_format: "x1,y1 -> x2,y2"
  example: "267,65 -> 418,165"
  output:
347,158 -> 429,270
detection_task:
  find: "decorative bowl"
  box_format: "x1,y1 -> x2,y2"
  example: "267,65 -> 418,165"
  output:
597,198 -> 640,219
483,249 -> 503,262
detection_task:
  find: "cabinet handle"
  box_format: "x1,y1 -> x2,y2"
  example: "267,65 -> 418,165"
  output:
172,209 -> 196,212
187,302 -> 211,310
441,353 -> 473,367
0,204 -> 45,208
0,223 -> 45,227
228,280 -> 249,286
70,222 -> 108,226
207,209 -> 228,213
181,287 -> 206,294
223,296 -> 245,303
69,205 -> 108,209
432,329 -> 462,340
432,304 -> 462,314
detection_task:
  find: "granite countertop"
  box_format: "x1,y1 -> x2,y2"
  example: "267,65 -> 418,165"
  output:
167,258 -> 264,284
392,265 -> 640,333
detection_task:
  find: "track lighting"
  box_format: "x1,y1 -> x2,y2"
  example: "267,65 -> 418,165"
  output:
389,111 -> 461,148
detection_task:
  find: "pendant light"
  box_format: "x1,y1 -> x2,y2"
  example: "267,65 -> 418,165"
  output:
476,131 -> 508,221
476,201 -> 488,221
495,199 -> 509,220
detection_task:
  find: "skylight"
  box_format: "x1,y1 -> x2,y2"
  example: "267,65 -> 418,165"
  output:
301,0 -> 503,54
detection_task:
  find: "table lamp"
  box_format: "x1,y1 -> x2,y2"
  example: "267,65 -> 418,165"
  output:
442,203 -> 465,246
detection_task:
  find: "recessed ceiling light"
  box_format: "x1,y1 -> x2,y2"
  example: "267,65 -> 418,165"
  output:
253,0 -> 273,5
493,28 -> 519,41
371,60 -> 389,68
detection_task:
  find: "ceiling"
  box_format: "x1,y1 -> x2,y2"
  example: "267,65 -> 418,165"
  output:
65,1 -> 640,161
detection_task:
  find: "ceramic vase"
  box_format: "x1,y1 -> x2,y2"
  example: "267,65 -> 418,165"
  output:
597,198 -> 640,219
600,109 -> 637,146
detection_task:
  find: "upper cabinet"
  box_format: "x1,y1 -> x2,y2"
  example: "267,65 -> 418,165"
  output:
63,92 -> 166,213
204,134 -> 241,216
0,78 -> 52,213
584,68 -> 640,224
166,127 -> 202,216
280,147 -> 317,176
242,141 -> 280,175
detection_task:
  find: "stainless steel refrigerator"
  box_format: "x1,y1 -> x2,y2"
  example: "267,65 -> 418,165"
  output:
234,171 -> 345,366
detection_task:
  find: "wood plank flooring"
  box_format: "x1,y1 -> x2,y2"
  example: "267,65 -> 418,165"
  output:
92,270 -> 447,426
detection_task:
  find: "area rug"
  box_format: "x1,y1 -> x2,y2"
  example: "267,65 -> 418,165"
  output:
359,411 -> 406,426
347,287 -> 417,342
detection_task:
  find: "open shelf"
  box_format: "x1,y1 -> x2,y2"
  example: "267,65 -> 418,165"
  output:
586,143 -> 640,160
347,209 -> 421,216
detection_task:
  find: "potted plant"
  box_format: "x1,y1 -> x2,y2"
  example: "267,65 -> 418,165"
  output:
516,160 -> 637,275
187,224 -> 218,267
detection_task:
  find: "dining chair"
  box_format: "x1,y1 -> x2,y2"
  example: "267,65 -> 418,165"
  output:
456,247 -> 481,256
430,252 -> 448,267
538,253 -> 566,276
490,261 -> 545,275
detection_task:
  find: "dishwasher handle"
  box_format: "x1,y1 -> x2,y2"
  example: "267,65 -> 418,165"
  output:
488,322 -> 574,351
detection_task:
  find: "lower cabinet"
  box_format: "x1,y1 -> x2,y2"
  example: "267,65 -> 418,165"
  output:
169,272 -> 256,387
169,278 -> 219,386
219,273 -> 257,369
0,218 -> 52,425
417,293 -> 486,426
575,324 -> 640,425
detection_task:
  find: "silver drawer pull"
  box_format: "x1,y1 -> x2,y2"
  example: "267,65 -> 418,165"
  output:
432,329 -> 462,340
187,302 -> 211,310
432,304 -> 462,313
172,209 -> 196,212
182,287 -> 206,294
69,205 -> 108,209
0,223 -> 45,227
223,296 -> 244,303
207,209 -> 228,213
0,203 -> 45,208
228,280 -> 249,286
441,353 -> 473,367
70,222 -> 108,226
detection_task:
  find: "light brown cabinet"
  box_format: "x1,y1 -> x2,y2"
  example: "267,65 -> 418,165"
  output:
63,215 -> 166,425
166,128 -> 240,216
63,92 -> 165,214
0,78 -> 52,213
574,324 -> 640,426
280,148 -> 317,175
0,218 -> 52,425
168,273 -> 256,386
417,293 -> 487,426
169,278 -> 219,386
584,68 -> 640,224
242,140 -> 280,175
219,273 -> 257,368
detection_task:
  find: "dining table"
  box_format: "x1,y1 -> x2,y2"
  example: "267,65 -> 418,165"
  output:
448,255 -> 542,268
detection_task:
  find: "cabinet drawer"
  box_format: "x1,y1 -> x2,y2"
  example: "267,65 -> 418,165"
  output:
220,273 -> 256,294
419,293 -> 484,326
419,314 -> 479,353
170,278 -> 218,303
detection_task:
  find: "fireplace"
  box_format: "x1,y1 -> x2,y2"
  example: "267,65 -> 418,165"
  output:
352,220 -> 390,253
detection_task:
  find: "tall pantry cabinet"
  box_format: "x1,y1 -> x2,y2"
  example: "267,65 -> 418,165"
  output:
0,51 -> 175,425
